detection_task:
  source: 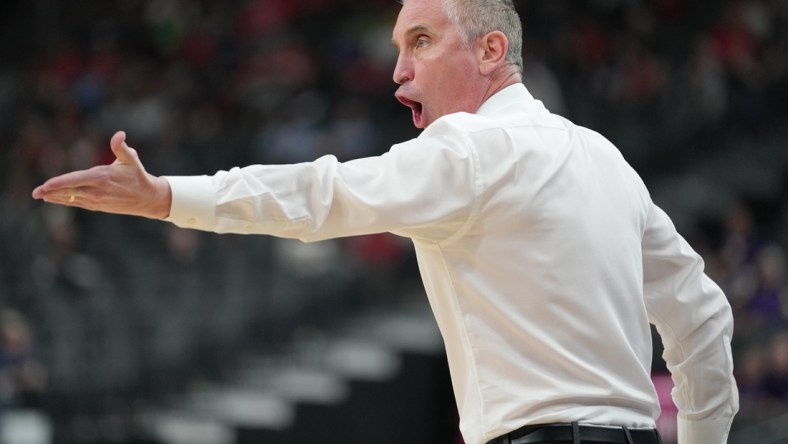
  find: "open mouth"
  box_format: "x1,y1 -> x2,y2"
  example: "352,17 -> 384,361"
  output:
395,94 -> 425,128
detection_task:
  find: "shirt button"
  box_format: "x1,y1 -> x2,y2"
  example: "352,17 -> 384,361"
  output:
186,217 -> 197,226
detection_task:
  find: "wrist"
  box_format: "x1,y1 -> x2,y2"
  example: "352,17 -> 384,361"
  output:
151,176 -> 172,219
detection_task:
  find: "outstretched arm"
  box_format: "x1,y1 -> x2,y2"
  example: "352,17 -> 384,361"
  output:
31,131 -> 172,219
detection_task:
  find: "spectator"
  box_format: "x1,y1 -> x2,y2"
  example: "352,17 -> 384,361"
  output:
0,309 -> 47,409
762,333 -> 788,409
0,0 -> 787,440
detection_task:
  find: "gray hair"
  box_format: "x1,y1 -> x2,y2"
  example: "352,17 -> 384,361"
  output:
443,0 -> 523,73
397,0 -> 524,73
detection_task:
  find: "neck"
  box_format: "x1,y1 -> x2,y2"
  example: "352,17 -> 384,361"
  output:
480,66 -> 522,107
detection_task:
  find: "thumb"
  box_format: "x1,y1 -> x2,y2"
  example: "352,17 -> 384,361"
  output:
110,131 -> 142,167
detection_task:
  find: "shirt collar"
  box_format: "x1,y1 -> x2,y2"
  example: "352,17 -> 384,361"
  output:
475,83 -> 537,117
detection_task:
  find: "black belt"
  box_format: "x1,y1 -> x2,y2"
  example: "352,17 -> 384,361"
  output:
487,423 -> 662,444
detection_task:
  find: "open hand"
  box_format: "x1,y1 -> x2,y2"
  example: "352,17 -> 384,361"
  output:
32,131 -> 172,219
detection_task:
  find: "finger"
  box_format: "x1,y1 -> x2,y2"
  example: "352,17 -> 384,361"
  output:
38,184 -> 97,205
32,169 -> 103,197
37,187 -> 78,205
110,131 -> 143,169
33,171 -> 95,199
32,185 -> 45,199
35,186 -> 73,203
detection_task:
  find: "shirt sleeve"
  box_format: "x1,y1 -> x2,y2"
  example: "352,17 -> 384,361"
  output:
163,175 -> 218,229
162,136 -> 479,242
641,203 -> 739,444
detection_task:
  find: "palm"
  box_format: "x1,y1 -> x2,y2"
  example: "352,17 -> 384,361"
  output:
32,131 -> 172,219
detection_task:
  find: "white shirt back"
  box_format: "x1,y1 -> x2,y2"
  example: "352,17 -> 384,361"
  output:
165,83 -> 738,444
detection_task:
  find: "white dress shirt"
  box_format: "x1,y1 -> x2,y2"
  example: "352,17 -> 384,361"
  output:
164,84 -> 738,444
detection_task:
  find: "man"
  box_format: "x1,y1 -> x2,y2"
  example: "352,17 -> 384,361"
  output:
32,0 -> 738,443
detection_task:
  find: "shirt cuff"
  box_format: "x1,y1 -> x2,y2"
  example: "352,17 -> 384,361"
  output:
677,416 -> 733,444
162,175 -> 217,231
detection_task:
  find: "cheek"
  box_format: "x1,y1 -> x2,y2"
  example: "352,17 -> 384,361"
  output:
416,52 -> 479,116
435,65 -> 476,106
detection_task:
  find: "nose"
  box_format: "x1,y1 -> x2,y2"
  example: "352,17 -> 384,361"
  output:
392,52 -> 413,85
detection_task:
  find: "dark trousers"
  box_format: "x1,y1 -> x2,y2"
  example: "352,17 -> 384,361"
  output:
486,422 -> 663,444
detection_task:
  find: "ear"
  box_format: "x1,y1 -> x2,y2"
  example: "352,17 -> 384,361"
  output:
478,31 -> 509,76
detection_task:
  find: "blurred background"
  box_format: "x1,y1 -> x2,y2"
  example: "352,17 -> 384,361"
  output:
1,0 -> 787,443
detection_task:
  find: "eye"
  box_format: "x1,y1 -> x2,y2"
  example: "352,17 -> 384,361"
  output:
416,36 -> 429,48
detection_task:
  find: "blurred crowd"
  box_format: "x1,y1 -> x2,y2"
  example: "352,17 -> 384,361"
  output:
711,202 -> 788,427
0,0 -> 787,440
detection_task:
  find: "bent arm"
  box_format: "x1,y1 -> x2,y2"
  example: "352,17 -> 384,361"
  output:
642,203 -> 739,444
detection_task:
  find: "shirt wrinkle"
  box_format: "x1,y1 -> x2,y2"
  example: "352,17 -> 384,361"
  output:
164,82 -> 738,444
441,140 -> 483,247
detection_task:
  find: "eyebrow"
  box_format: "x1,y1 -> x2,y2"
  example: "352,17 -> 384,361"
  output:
392,24 -> 431,49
